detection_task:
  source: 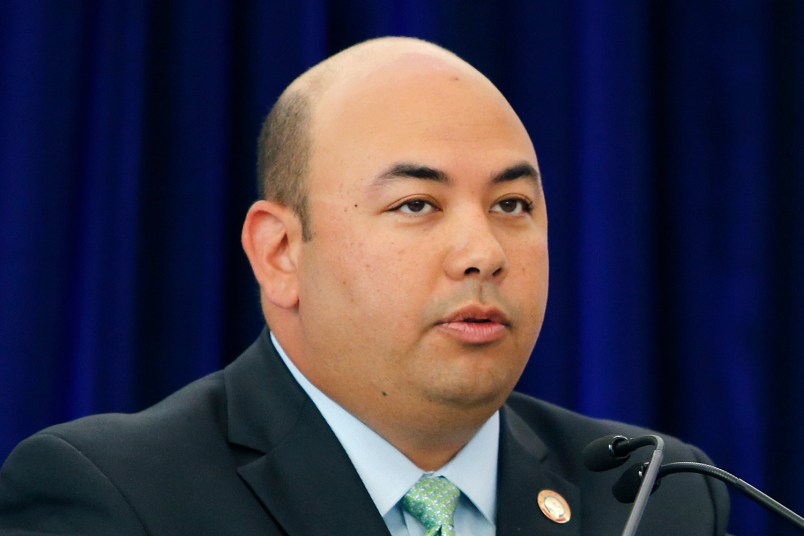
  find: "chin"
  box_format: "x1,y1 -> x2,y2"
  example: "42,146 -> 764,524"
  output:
426,376 -> 516,411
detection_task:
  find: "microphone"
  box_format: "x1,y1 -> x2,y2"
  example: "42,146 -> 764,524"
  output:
612,462 -> 658,503
583,434 -> 662,472
582,434 -> 665,536
612,460 -> 804,531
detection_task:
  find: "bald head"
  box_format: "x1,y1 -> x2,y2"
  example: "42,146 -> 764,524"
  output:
256,37 -> 515,240
284,36 -> 474,97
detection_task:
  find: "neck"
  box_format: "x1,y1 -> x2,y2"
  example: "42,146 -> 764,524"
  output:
386,427 -> 470,472
349,396 -> 496,471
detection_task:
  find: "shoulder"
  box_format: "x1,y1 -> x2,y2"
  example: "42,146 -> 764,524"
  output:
0,332 -> 295,534
503,391 -> 731,535
504,391 -> 711,462
37,369 -> 229,463
0,429 -> 151,534
0,370 -> 233,534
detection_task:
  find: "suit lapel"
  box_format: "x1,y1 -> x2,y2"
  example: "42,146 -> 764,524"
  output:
497,406 -> 581,536
224,331 -> 390,535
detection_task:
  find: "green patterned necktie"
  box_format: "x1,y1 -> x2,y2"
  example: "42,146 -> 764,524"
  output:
402,475 -> 461,536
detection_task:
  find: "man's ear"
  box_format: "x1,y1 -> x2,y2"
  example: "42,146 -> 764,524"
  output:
241,200 -> 303,309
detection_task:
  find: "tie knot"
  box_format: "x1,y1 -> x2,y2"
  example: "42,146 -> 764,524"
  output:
402,475 -> 461,535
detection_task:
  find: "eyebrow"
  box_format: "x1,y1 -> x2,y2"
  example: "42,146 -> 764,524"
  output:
375,163 -> 449,183
372,161 -> 541,187
491,162 -> 541,185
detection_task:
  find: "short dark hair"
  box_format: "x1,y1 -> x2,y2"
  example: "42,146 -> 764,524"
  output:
256,89 -> 313,240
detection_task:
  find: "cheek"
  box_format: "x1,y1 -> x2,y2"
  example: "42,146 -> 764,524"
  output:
355,242 -> 429,310
315,226 -> 426,314
508,234 -> 548,275
508,240 -> 549,313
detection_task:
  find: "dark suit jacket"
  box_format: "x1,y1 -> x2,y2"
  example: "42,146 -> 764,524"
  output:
0,331 -> 729,535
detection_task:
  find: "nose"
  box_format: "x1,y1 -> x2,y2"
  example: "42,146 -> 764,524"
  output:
442,215 -> 507,281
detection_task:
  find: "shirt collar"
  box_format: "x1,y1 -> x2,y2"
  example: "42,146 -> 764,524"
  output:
270,332 -> 498,524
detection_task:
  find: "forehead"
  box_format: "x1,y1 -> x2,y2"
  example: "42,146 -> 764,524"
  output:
307,53 -> 537,193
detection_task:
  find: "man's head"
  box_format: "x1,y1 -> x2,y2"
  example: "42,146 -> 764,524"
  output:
243,37 -> 548,468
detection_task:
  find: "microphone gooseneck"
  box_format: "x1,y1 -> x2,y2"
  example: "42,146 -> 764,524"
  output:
619,436 -> 664,536
615,461 -> 804,531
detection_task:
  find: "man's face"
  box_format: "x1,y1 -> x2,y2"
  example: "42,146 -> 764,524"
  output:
292,55 -> 548,422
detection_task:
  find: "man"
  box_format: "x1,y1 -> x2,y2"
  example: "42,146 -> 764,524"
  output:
0,37 -> 729,535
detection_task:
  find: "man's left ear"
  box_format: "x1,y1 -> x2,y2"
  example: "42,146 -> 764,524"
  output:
241,200 -> 303,309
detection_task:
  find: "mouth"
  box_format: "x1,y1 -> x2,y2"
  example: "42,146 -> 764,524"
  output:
436,305 -> 510,344
441,304 -> 510,325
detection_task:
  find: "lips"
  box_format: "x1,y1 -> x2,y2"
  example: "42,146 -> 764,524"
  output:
436,305 -> 510,344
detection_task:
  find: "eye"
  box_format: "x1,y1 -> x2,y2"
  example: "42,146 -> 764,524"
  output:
391,198 -> 438,215
491,197 -> 533,215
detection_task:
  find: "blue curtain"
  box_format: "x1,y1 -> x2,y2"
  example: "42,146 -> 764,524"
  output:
1,2 -> 801,534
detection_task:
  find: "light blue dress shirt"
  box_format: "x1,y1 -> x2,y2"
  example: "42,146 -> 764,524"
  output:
271,333 -> 498,535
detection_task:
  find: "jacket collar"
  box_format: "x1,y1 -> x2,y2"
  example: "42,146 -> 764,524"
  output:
224,330 -> 391,534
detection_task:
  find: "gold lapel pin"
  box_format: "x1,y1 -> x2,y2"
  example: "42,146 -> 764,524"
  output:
537,489 -> 571,524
